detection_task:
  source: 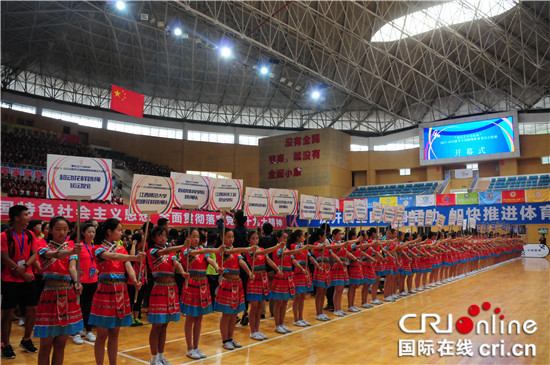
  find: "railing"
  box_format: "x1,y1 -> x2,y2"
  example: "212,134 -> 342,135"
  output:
437,172 -> 451,194
469,170 -> 480,192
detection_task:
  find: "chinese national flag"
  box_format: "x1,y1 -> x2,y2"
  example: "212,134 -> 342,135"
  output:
110,85 -> 144,118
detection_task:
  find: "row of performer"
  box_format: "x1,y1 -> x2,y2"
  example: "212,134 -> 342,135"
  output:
0,204 -> 524,364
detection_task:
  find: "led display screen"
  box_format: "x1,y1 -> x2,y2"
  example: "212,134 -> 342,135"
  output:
419,112 -> 520,165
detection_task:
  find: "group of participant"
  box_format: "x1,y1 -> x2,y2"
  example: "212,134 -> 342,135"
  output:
1,205 -> 524,364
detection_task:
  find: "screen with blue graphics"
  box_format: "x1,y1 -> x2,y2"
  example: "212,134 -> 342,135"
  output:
420,112 -> 520,165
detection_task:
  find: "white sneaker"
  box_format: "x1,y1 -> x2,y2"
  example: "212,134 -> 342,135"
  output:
258,332 -> 268,339
347,306 -> 360,312
429,283 -> 436,287
159,358 -> 172,365
409,290 -> 417,294
275,325 -> 287,334
400,291 -> 409,296
195,349 -> 207,358
73,334 -> 84,345
250,332 -> 264,341
222,341 -> 235,350
231,340 -> 242,348
361,302 -> 374,308
371,299 -> 383,304
85,332 -> 96,342
302,319 -> 311,326
78,330 -> 86,336
187,349 -> 202,359
17,319 -> 25,327
316,314 -> 326,321
281,325 -> 292,333
294,320 -> 307,327
382,297 -> 394,302
335,310 -> 347,317
322,314 -> 331,321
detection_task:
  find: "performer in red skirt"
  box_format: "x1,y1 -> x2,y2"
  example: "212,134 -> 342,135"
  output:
288,229 -> 320,328
89,218 -> 145,365
359,233 -> 379,308
270,231 -> 310,334
245,230 -> 283,341
311,228 -> 331,320
346,230 -> 364,313
180,228 -> 223,359
214,229 -> 255,351
35,216 -> 83,365
146,226 -> 189,365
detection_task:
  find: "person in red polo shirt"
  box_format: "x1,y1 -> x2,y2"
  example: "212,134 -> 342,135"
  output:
1,205 -> 39,359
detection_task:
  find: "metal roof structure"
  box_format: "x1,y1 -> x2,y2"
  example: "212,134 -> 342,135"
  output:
2,1 -> 549,134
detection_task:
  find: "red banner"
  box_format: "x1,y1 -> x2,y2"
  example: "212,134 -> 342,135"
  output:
0,197 -> 286,229
436,194 -> 456,207
502,190 -> 526,204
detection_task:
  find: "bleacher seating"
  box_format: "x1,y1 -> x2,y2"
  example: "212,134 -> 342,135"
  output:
347,181 -> 439,198
487,174 -> 549,191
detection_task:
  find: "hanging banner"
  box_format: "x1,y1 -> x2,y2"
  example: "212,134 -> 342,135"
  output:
416,194 -> 435,207
269,188 -> 298,216
425,209 -> 435,226
129,174 -> 174,214
170,173 -> 210,209
526,189 -> 549,203
436,194 -> 456,207
342,200 -> 356,223
318,197 -> 337,221
379,196 -> 397,206
209,178 -> 243,211
372,202 -> 384,222
457,209 -> 464,224
455,169 -> 474,179
479,191 -> 502,205
300,195 -> 319,220
354,199 -> 368,220
502,190 -> 526,204
244,187 -> 270,217
366,197 -> 379,209
395,204 -> 405,222
0,197 -> 285,228
456,192 -> 479,205
46,154 -> 112,200
383,204 -> 396,223
397,195 -> 415,208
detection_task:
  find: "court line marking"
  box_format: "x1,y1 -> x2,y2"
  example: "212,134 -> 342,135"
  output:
178,257 -> 521,364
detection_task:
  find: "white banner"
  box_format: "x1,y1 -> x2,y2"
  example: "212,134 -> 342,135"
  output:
244,187 -> 270,217
455,169 -> 474,179
47,154 -> 112,200
300,195 -> 319,220
383,204 -> 396,223
372,202 -> 384,222
269,189 -> 298,216
170,172 -> 210,209
354,199 -> 368,220
417,210 -> 425,226
342,200 -> 356,223
425,209 -> 434,226
416,194 -> 435,207
129,174 -> 174,215
318,197 -> 337,221
209,178 -> 243,211
436,213 -> 446,228
449,209 -> 457,226
395,204 -> 405,222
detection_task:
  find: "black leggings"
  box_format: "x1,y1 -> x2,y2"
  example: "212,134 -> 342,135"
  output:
81,282 -> 98,332
127,284 -> 145,316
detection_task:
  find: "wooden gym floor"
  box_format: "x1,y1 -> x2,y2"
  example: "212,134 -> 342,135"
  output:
8,257 -> 549,365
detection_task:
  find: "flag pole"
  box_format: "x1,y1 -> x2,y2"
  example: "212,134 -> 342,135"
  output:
135,214 -> 150,303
